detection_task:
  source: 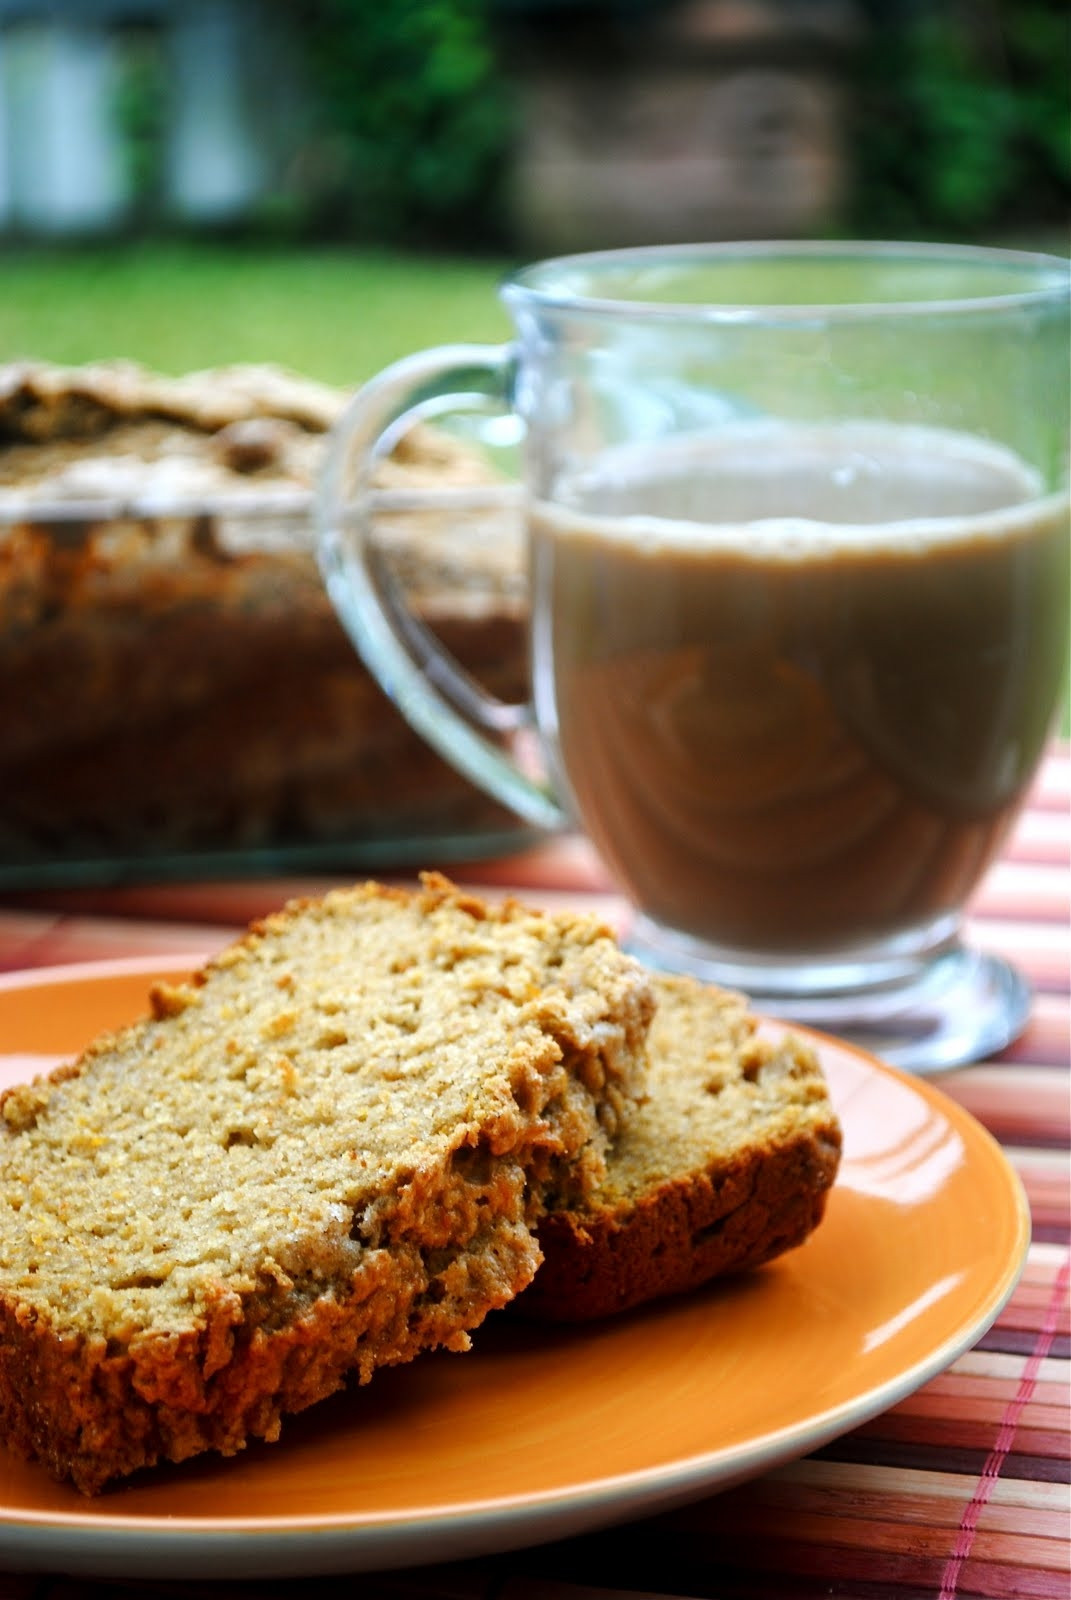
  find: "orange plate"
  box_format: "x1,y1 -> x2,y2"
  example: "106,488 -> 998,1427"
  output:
0,957 -> 1029,1581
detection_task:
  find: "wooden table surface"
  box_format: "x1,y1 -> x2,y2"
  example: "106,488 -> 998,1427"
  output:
0,743 -> 1067,1600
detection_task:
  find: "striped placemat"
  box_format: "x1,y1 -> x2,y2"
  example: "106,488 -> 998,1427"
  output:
0,744 -> 1067,1600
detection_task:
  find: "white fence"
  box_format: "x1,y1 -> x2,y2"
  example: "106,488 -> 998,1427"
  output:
0,0 -> 291,234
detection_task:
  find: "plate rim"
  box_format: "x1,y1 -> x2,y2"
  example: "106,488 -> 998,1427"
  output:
0,954 -> 1032,1574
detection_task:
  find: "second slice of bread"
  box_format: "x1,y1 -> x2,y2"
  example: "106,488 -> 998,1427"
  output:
520,975 -> 842,1321
0,875 -> 653,1492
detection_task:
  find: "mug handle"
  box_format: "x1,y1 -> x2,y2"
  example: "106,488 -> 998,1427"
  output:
317,344 -> 568,833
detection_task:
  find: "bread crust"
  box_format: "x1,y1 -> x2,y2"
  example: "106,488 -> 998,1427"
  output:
0,875 -> 653,1492
519,975 -> 842,1321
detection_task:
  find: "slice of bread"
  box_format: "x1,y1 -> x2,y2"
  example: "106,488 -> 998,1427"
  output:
519,974 -> 842,1321
0,875 -> 653,1493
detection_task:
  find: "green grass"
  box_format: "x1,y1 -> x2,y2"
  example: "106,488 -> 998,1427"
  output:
0,242 -> 514,384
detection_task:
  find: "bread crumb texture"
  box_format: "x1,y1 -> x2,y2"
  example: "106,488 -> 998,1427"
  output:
0,874 -> 653,1492
522,974 -> 842,1321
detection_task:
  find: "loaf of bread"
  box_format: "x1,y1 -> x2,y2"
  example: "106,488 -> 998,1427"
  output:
0,875 -> 654,1493
520,974 -> 842,1321
0,361 -> 527,870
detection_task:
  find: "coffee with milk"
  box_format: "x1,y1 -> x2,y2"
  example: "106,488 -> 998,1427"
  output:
531,420 -> 1069,956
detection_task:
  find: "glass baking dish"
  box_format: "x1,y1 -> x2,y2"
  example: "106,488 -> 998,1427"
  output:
0,363 -> 533,887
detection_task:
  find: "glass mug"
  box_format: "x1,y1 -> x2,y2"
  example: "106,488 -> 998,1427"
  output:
317,242 -> 1070,1072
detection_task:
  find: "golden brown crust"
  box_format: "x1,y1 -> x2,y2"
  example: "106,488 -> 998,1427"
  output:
518,975 -> 842,1321
0,359 -> 348,443
0,1217 -> 533,1493
0,875 -> 653,1493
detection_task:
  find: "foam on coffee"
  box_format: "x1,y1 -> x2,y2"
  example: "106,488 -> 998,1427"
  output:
549,421 -> 1051,558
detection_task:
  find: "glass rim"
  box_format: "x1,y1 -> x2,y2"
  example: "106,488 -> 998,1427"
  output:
502,238 -> 1071,323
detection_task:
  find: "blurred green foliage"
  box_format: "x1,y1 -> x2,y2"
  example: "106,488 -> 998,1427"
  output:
113,25 -> 170,222
277,0 -> 1067,248
285,0 -> 513,248
849,1 -> 1070,238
